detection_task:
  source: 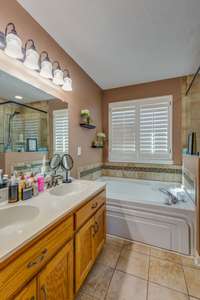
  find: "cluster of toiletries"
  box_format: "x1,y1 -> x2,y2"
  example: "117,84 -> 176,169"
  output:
0,169 -> 45,203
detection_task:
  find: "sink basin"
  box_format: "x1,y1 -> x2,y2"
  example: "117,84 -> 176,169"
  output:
0,206 -> 40,230
49,182 -> 89,197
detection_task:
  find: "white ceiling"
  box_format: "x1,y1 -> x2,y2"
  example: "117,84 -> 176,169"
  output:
18,0 -> 200,89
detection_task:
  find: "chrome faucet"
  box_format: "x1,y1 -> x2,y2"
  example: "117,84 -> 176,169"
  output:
45,174 -> 63,189
159,188 -> 179,205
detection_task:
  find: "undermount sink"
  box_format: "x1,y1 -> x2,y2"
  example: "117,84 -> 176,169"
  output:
0,206 -> 40,230
49,182 -> 89,196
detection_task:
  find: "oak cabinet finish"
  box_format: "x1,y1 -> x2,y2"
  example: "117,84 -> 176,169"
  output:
75,204 -> 106,292
0,189 -> 106,300
94,205 -> 106,257
38,241 -> 74,300
14,279 -> 37,300
75,217 -> 95,292
0,217 -> 73,300
75,191 -> 106,230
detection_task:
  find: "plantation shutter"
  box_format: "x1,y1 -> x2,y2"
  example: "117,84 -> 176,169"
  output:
109,101 -> 137,162
53,109 -> 69,154
109,96 -> 172,163
139,97 -> 172,160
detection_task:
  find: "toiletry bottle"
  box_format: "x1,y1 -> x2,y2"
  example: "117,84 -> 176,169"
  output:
18,174 -> 26,201
8,174 -> 19,203
37,175 -> 45,193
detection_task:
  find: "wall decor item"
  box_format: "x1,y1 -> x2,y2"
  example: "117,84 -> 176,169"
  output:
92,132 -> 106,148
26,138 -> 38,152
80,109 -> 96,128
0,23 -> 73,91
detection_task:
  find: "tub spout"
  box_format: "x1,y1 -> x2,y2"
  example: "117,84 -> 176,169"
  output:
159,188 -> 179,205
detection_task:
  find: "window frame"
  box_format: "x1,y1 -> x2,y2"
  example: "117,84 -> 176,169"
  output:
108,95 -> 173,164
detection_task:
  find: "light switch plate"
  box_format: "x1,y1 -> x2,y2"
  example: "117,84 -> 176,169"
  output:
77,146 -> 82,156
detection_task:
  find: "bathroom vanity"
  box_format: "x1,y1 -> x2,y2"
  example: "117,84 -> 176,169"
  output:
0,180 -> 106,300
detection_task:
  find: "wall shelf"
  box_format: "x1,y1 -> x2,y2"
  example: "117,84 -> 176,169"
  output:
80,123 -> 96,129
91,145 -> 104,148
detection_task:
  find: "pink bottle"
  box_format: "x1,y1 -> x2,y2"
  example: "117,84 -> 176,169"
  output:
37,175 -> 45,193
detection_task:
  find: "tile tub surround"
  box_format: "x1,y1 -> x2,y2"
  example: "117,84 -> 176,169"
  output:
78,163 -> 103,180
76,235 -> 200,300
79,162 -> 182,182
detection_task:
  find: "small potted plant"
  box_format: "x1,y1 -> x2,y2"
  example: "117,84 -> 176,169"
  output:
80,109 -> 91,125
92,132 -> 106,148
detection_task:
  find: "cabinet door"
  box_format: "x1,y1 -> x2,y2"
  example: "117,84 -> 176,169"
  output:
38,240 -> 73,300
14,278 -> 37,300
75,217 -> 95,292
94,205 -> 106,258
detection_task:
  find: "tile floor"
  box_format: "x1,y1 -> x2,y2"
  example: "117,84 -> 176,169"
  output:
76,235 -> 200,300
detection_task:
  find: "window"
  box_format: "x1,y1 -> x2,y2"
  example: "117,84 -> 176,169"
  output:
53,109 -> 69,154
109,96 -> 172,163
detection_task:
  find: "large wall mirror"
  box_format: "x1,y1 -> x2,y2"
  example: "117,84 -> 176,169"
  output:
0,69 -> 68,175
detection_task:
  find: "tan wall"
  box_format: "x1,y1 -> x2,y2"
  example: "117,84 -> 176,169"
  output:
182,75 -> 200,153
102,77 -> 182,165
0,0 -> 102,177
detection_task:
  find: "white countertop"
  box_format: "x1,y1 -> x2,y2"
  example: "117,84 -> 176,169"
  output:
0,180 -> 106,263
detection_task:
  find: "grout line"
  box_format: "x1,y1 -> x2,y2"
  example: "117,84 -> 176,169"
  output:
103,240 -> 125,300
182,264 -> 190,299
148,278 -> 189,296
146,253 -> 151,300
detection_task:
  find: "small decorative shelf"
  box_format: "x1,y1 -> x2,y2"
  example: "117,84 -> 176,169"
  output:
91,145 -> 104,148
80,123 -> 96,129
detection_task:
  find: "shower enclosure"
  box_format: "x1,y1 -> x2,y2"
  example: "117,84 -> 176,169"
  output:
0,101 -> 48,153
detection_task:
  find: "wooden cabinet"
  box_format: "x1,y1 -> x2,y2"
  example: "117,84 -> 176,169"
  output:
94,205 -> 106,257
38,240 -> 74,300
75,217 -> 95,292
75,204 -> 106,292
14,279 -> 37,300
0,189 -> 106,300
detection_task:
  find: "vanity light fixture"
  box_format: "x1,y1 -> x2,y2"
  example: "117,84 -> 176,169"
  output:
62,69 -> 72,91
52,61 -> 64,85
39,51 -> 53,79
4,23 -> 24,59
23,39 -> 39,70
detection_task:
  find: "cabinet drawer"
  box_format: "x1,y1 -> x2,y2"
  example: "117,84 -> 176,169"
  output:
0,216 -> 73,300
75,191 -> 106,230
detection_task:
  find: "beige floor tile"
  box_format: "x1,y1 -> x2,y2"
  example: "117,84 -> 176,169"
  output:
80,263 -> 114,299
96,244 -> 121,268
116,249 -> 149,280
106,235 -> 125,249
76,292 -> 99,300
106,270 -> 147,300
150,247 -> 182,264
184,266 -> 200,298
190,298 -> 200,300
123,241 -> 151,255
149,257 -> 187,293
148,282 -> 188,300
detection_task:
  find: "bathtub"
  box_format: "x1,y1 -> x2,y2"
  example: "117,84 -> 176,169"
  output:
97,177 -> 195,255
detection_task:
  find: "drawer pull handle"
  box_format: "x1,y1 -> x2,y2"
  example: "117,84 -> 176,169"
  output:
94,221 -> 99,233
41,285 -> 47,300
91,225 -> 96,237
91,202 -> 98,209
27,248 -> 48,268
